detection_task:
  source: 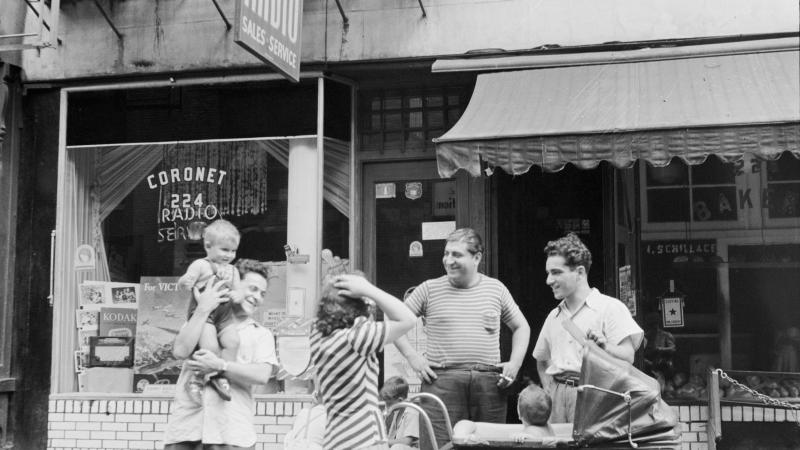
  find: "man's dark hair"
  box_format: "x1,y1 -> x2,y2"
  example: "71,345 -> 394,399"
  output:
315,273 -> 370,337
446,228 -> 484,255
235,258 -> 270,281
543,232 -> 592,273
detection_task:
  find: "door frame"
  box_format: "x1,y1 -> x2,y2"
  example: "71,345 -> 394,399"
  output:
361,160 -> 485,282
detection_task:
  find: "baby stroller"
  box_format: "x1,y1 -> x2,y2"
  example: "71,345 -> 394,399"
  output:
414,323 -> 682,449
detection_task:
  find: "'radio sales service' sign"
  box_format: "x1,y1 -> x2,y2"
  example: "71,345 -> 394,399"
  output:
234,0 -> 303,83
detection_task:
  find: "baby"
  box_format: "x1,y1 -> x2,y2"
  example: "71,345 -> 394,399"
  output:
178,219 -> 242,402
380,376 -> 419,449
512,383 -> 555,443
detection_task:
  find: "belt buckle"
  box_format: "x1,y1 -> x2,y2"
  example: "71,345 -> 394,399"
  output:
565,378 -> 577,387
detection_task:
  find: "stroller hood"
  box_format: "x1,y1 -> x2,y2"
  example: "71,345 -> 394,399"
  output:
573,341 -> 680,445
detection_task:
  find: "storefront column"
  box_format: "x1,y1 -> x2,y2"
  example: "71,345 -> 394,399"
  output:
286,137 -> 322,318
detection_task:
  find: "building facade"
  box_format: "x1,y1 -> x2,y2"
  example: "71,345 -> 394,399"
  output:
1,0 -> 798,448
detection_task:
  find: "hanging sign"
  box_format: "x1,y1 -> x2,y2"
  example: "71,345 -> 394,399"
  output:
234,0 -> 304,83
661,297 -> 684,328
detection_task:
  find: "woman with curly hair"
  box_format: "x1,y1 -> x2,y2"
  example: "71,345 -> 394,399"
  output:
310,273 -> 416,450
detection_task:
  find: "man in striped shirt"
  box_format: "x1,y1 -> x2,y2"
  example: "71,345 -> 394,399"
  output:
395,228 -> 531,448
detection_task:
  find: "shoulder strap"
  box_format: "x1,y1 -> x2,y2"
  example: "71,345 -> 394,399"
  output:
560,313 -> 587,345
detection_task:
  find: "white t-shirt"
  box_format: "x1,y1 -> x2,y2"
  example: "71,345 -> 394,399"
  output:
164,318 -> 278,447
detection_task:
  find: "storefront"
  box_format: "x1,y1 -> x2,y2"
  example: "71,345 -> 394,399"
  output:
37,34 -> 800,449
427,38 -> 800,446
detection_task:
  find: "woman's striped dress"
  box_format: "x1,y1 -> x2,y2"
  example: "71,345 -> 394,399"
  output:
310,316 -> 387,450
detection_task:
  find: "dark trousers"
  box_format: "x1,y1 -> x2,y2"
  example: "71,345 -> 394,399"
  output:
419,364 -> 507,449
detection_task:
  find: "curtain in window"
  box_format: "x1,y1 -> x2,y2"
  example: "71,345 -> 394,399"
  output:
253,137 -> 350,217
51,144 -> 165,392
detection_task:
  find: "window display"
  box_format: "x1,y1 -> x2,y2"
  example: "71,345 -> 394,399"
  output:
59,137 -> 350,394
640,152 -> 800,403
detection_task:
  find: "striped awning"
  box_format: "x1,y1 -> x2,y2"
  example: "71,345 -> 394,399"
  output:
434,49 -> 800,176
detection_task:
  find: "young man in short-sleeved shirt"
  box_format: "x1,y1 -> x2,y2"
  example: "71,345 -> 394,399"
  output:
533,233 -> 643,423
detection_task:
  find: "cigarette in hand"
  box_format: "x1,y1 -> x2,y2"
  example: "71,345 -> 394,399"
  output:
501,375 -> 514,382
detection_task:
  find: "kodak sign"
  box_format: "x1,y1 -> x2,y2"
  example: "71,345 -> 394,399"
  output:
234,0 -> 303,83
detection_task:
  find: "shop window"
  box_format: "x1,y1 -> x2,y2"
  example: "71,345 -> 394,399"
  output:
729,244 -> 800,373
359,87 -> 468,154
645,157 -> 738,224
61,138 -> 351,394
765,153 -> 800,219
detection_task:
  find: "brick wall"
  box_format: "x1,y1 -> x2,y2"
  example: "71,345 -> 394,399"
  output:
672,403 -> 800,450
47,397 -> 799,450
46,395 -> 311,450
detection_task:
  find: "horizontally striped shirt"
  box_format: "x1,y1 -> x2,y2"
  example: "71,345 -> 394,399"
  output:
310,316 -> 387,450
405,275 -> 525,367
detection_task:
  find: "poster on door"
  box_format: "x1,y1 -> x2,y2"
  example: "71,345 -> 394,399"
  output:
618,265 -> 636,316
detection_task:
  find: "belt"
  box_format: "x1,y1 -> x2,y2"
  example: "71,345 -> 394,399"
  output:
435,363 -> 501,373
552,372 -> 581,387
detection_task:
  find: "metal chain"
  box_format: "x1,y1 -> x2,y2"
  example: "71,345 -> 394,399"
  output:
714,368 -> 800,411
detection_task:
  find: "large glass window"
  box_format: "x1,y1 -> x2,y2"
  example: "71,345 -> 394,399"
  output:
765,153 -> 800,219
58,82 -> 352,394
645,157 -> 738,223
360,87 -> 467,154
640,152 -> 800,403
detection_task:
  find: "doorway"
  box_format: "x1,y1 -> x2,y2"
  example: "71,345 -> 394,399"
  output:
494,164 -> 607,384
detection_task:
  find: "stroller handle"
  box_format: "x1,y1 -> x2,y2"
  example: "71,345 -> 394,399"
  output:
411,392 -> 454,443
387,401 -> 439,450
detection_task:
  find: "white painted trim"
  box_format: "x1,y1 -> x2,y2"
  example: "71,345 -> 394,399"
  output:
59,71 -> 325,93
66,135 -> 318,150
432,37 -> 800,73
50,89 -> 68,394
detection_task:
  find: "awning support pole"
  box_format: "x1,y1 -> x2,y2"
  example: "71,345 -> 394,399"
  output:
417,0 -> 427,17
334,0 -> 349,26
92,0 -> 122,40
210,0 -> 232,31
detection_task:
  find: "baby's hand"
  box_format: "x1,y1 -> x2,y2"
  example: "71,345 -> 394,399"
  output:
511,432 -> 530,443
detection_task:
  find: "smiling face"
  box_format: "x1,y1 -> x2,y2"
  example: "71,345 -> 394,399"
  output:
205,238 -> 238,266
545,255 -> 583,301
442,240 -> 481,288
231,271 -> 268,318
